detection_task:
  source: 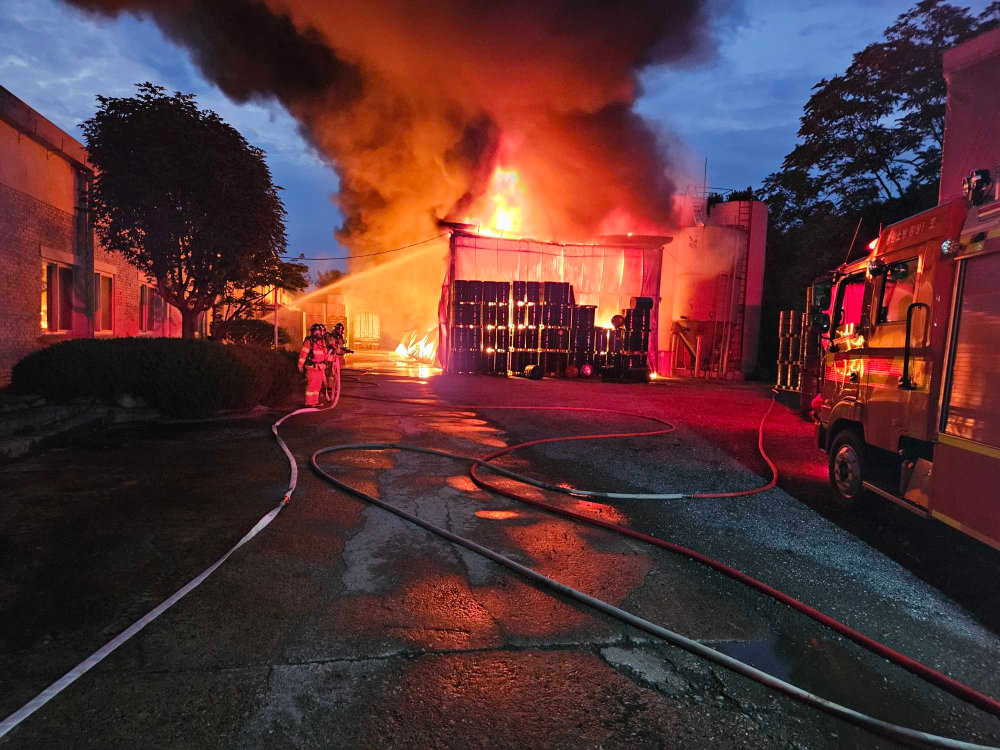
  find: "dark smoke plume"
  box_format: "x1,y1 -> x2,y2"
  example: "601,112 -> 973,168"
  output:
66,0 -> 734,256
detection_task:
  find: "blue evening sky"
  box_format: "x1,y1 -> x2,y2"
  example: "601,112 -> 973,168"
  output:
2,0 -> 988,281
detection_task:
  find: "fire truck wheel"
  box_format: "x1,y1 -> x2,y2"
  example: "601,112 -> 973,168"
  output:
828,430 -> 871,507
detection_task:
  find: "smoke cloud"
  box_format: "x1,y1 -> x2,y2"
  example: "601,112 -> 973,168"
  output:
65,0 -> 735,258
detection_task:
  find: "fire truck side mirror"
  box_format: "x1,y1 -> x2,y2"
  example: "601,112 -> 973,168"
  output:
810,311 -> 831,334
810,279 -> 832,312
868,259 -> 886,276
963,169 -> 993,206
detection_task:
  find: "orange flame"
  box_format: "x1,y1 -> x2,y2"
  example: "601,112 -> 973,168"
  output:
464,166 -> 525,237
396,327 -> 439,365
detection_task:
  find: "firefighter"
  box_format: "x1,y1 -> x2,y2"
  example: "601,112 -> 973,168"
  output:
298,323 -> 333,407
329,322 -> 348,358
325,322 -> 352,397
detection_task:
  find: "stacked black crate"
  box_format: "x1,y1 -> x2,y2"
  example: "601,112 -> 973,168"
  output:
540,282 -> 571,375
570,305 -> 596,368
623,298 -> 652,370
511,281 -> 541,375
449,280 -> 483,374
480,281 -> 511,375
594,325 -> 612,371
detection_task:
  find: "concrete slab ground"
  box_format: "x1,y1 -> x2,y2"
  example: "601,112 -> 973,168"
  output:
2,353 -> 999,749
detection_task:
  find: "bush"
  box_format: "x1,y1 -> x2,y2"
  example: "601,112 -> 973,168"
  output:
11,338 -> 298,418
228,344 -> 298,407
214,318 -> 291,346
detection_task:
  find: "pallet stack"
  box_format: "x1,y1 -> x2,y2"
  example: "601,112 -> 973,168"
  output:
540,281 -> 572,376
569,305 -> 597,369
776,309 -> 805,392
448,280 -> 650,379
622,298 -> 652,371
510,280 -> 541,375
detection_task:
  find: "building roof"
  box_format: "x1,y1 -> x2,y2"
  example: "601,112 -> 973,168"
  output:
0,85 -> 91,172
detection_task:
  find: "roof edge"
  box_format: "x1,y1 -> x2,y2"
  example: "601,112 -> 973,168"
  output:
0,85 -> 91,172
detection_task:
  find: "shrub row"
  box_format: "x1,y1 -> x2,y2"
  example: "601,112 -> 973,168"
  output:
213,318 -> 292,346
11,338 -> 297,418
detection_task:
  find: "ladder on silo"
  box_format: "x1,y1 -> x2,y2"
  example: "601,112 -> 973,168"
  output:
725,201 -> 753,376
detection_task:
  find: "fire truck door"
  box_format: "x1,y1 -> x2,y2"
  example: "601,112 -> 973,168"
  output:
933,250 -> 1000,549
864,255 -> 922,452
824,272 -> 868,410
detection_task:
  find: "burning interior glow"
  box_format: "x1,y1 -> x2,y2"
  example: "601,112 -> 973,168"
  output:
463,166 -> 526,237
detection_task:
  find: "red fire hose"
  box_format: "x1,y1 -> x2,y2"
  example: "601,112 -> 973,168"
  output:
344,390 -> 1000,720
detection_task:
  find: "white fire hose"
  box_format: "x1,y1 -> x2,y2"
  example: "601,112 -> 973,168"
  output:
3,363 -> 998,750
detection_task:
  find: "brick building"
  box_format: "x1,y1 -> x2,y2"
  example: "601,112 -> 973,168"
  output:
0,86 -> 185,386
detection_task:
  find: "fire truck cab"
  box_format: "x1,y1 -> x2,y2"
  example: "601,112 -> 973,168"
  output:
813,171 -> 1000,550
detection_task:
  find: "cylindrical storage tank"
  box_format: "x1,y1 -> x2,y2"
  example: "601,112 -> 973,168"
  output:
671,227 -> 746,324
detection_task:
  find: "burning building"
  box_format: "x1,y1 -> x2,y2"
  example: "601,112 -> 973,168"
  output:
287,190 -> 767,379
437,194 -> 767,378
61,0 -> 754,373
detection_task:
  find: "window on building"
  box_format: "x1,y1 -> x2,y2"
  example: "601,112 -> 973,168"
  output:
42,262 -> 74,332
93,273 -> 114,332
140,285 -> 165,333
833,273 -> 866,339
877,259 -> 918,324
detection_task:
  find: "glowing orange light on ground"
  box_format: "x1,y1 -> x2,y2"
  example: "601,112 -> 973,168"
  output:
475,510 -> 520,520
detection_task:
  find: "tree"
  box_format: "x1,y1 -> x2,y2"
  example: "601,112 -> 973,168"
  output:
314,267 -> 347,289
763,1 -> 1000,231
755,1 -> 999,375
211,259 -> 309,340
83,83 -> 289,337
727,186 -> 755,202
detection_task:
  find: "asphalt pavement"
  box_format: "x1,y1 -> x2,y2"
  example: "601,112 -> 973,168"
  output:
2,352 -> 1000,749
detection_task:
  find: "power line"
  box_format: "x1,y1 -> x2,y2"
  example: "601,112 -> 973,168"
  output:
281,232 -> 448,261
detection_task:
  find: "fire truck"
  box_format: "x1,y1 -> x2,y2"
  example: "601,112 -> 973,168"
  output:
810,170 -> 1000,550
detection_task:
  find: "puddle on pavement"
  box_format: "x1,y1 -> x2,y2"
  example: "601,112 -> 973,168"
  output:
709,636 -> 792,681
704,629 -> 952,731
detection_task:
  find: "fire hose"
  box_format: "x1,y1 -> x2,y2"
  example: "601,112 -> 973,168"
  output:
341,391 -> 1000,716
2,369 -> 997,749
308,389 -> 1000,749
0,361 -> 351,739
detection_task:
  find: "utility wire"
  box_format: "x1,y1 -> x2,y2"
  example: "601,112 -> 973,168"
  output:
281,232 -> 448,261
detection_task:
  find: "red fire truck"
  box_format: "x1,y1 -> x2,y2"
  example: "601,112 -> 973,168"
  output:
811,170 -> 1000,550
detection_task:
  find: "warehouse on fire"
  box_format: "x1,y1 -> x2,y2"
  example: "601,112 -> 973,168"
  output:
437,197 -> 767,379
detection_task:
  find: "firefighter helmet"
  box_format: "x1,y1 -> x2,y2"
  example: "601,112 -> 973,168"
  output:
332,322 -> 345,336
310,323 -> 327,336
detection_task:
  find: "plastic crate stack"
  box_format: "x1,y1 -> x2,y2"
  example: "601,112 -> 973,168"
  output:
776,309 -> 805,392
622,299 -> 652,370
448,280 -> 650,378
450,280 -> 510,374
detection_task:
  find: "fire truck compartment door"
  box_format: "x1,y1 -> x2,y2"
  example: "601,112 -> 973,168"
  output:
942,252 -> 1000,446
932,250 -> 1000,549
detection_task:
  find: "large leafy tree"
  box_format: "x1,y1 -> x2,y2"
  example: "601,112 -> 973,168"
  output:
763,1 -> 1000,232
83,83 -> 291,337
757,1 -> 999,373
